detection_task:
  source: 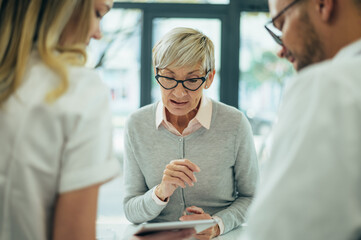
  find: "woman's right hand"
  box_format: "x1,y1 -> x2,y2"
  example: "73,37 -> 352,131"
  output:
155,159 -> 200,201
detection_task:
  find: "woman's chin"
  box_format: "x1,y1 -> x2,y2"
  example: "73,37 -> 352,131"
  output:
167,108 -> 188,117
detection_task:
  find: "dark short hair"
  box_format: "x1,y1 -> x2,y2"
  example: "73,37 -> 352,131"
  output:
355,0 -> 361,8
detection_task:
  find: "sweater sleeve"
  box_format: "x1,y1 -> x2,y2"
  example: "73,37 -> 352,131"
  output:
122,120 -> 167,224
213,113 -> 259,234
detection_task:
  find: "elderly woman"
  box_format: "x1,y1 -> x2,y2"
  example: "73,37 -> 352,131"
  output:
123,27 -> 258,239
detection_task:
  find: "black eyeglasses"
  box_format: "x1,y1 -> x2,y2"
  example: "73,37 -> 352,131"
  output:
155,68 -> 210,91
264,0 -> 302,46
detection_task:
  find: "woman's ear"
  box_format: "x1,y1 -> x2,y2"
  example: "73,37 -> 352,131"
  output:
154,68 -> 160,86
205,69 -> 216,89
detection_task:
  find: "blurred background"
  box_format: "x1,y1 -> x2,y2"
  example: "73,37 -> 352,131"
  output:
88,0 -> 295,234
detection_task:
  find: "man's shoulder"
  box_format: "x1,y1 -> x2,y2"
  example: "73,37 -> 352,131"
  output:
290,56 -> 361,94
280,56 -> 361,121
297,56 -> 361,81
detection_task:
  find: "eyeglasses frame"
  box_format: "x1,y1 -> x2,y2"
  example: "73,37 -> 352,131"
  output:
155,68 -> 210,91
264,0 -> 302,46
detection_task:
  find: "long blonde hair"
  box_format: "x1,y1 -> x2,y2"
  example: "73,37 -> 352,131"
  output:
0,0 -> 93,106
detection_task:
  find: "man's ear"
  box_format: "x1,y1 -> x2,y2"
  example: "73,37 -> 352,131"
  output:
314,0 -> 335,22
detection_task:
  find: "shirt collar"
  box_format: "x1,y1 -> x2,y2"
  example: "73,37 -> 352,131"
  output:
195,96 -> 212,129
155,96 -> 212,130
334,38 -> 361,60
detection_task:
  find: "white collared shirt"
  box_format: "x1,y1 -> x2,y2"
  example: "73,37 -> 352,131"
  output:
241,39 -> 361,240
155,96 -> 212,136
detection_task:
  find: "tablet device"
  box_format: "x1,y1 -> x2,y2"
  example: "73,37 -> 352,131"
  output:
133,219 -> 218,236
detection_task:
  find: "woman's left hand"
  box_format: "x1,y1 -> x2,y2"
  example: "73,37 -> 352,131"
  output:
179,206 -> 220,240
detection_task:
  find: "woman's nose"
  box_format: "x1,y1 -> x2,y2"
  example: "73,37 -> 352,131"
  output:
90,23 -> 102,40
172,82 -> 187,98
92,28 -> 102,40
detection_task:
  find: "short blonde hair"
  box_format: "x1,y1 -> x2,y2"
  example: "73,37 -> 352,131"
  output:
0,0 -> 93,106
152,27 -> 215,73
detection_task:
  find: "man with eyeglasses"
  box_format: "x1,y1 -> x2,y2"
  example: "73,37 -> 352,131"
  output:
240,0 -> 361,240
264,0 -> 325,71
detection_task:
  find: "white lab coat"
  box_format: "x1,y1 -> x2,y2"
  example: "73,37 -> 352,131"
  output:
241,39 -> 361,240
0,51 -> 120,240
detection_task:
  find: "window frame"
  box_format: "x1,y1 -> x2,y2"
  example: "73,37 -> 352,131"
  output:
113,0 -> 269,108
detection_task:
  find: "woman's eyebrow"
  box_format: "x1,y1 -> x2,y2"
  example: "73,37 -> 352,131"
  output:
161,69 -> 201,76
187,70 -> 202,75
162,68 -> 175,74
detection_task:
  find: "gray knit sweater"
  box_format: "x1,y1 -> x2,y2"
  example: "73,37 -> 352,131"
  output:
123,100 -> 259,234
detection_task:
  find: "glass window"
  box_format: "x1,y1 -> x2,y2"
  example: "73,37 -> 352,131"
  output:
87,9 -> 142,227
115,0 -> 229,4
90,8 -> 141,163
239,12 -> 295,164
151,18 -> 222,103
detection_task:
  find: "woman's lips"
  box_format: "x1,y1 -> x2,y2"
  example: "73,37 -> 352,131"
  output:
170,99 -> 188,106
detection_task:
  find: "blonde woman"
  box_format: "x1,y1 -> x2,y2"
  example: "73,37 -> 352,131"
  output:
123,27 -> 259,239
0,0 -> 118,239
